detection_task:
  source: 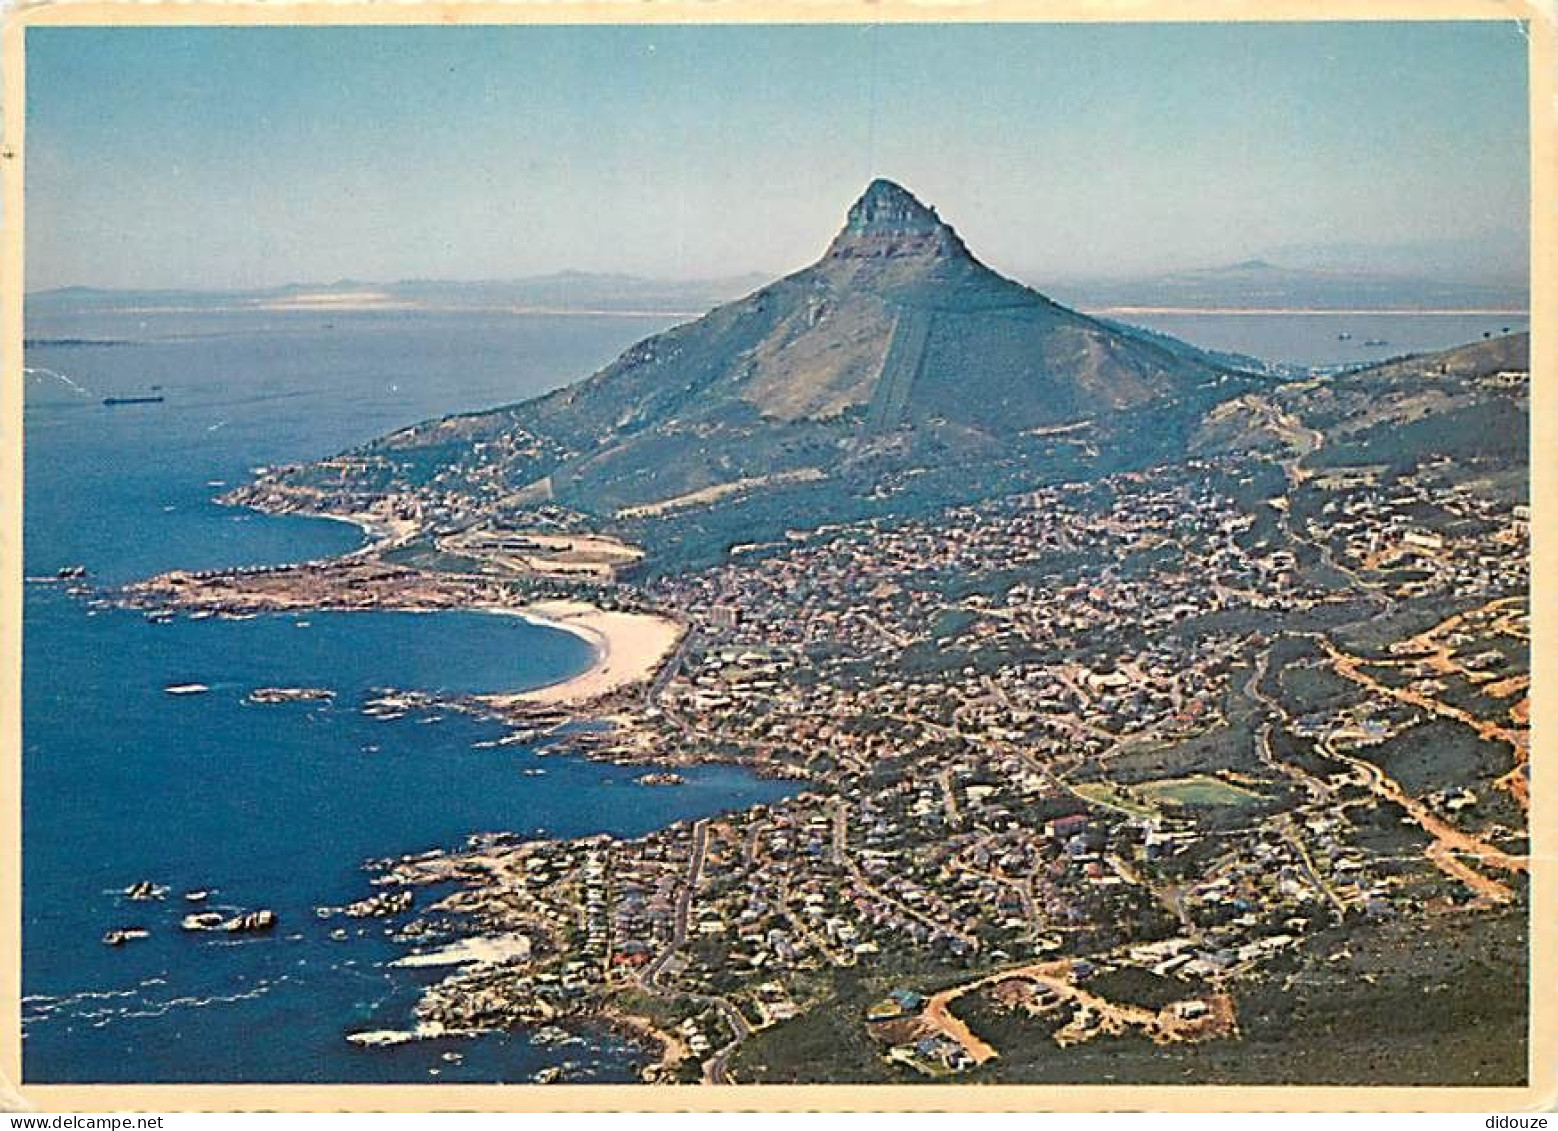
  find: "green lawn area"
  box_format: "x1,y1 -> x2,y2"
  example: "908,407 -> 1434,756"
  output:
1072,781 -> 1159,819
1136,774 -> 1264,808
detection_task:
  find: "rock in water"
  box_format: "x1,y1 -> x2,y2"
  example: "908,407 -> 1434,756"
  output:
636,772 -> 686,786
342,889 -> 414,918
220,909 -> 278,933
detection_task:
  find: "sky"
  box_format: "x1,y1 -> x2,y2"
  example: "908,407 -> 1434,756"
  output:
25,21 -> 1531,292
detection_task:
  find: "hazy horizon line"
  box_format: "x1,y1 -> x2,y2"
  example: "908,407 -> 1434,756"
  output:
23,262 -> 1533,301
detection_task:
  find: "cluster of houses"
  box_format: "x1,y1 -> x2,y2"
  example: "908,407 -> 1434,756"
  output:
1305,460 -> 1528,601
378,443 -> 1525,1077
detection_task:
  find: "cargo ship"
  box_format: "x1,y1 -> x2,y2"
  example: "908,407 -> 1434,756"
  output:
102,394 -> 165,406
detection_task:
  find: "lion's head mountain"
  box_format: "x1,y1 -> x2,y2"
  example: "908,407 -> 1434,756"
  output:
239,181 -> 1274,565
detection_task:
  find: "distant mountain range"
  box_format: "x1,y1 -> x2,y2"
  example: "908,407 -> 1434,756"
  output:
29,258 -> 1526,320
25,273 -> 771,316
1045,258 -> 1527,313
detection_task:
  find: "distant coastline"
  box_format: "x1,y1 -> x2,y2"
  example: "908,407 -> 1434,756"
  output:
1087,305 -> 1530,317
27,295 -> 1529,321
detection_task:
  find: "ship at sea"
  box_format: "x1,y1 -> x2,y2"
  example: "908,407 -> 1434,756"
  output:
102,394 -> 165,406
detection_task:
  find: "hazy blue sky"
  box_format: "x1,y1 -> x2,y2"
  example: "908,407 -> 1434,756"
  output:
26,21 -> 1529,291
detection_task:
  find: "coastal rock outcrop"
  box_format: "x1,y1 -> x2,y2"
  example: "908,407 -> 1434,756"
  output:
101,927 -> 149,946
220,909 -> 279,933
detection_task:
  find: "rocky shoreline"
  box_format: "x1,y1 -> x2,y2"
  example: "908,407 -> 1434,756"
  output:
90,503 -> 800,1079
344,832 -> 702,1082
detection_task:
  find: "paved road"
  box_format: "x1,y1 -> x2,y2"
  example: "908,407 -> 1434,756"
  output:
646,632 -> 691,704
641,818 -> 709,989
633,818 -> 753,1083
699,995 -> 753,1084
830,800 -> 847,864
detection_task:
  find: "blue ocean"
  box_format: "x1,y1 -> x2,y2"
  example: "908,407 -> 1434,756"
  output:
21,307 -> 801,1083
1115,310 -> 1528,370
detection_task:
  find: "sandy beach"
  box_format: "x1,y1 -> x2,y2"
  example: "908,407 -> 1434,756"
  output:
489,599 -> 683,709
309,508 -> 422,551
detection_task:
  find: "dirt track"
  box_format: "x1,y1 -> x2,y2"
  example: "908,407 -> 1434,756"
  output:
918,956 -> 1236,1065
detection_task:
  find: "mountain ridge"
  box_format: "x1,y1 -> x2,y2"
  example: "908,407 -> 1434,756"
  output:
1047,258 -> 1528,313
235,180 -> 1255,558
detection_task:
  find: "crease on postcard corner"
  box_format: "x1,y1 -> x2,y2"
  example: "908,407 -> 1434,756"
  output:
0,1070 -> 33,1113
1526,0 -> 1557,32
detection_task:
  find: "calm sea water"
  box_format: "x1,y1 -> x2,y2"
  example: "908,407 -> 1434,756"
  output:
21,307 -> 798,1083
1115,310 -> 1528,369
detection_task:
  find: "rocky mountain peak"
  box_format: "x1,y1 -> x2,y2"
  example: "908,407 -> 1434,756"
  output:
824,178 -> 971,263
303,179 -> 1243,524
